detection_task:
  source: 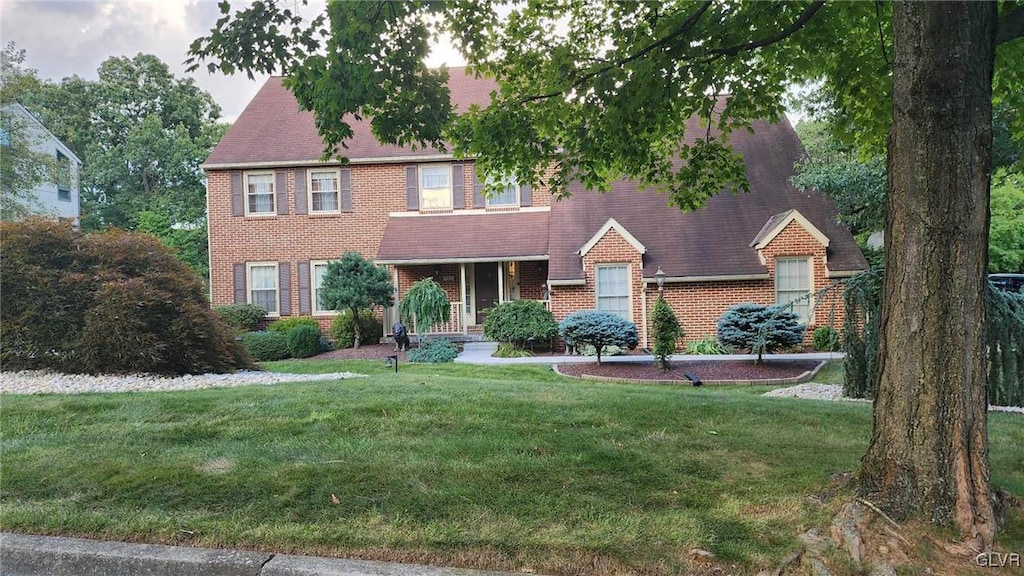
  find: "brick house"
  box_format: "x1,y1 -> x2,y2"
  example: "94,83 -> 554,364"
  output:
203,69 -> 867,347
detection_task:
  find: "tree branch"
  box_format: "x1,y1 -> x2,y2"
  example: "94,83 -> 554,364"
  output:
517,0 -> 826,105
996,4 -> 1024,45
709,0 -> 826,57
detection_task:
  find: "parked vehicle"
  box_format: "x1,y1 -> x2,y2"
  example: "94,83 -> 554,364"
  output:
990,273 -> 1024,293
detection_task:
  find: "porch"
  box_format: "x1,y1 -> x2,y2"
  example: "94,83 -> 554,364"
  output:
384,260 -> 550,337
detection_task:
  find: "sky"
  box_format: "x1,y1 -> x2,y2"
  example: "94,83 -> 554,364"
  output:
0,0 -> 464,123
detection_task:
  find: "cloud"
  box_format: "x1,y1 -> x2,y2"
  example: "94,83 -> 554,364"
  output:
1,0 -> 264,122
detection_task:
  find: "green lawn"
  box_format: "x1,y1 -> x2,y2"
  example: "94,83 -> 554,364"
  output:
1,360 -> 1021,575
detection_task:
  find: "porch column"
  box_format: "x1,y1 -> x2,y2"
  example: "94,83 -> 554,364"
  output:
497,261 -> 505,305
459,263 -> 468,334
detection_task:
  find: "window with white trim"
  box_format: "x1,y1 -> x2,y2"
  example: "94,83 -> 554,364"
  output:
309,169 -> 340,213
596,264 -> 630,321
248,262 -> 279,315
486,175 -> 519,208
419,164 -> 452,210
245,172 -> 275,215
312,260 -> 337,315
776,257 -> 812,321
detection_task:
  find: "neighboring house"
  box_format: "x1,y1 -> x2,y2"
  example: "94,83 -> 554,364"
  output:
0,103 -> 82,227
203,69 -> 867,347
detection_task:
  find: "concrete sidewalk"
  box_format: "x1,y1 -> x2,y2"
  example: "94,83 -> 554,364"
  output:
0,532 -> 534,576
455,341 -> 844,365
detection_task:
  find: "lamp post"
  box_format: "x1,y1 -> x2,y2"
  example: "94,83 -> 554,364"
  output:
655,267 -> 666,297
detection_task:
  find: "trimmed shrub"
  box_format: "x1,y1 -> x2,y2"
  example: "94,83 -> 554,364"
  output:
286,324 -> 323,358
559,310 -> 638,365
408,338 -> 459,363
716,303 -> 805,363
651,297 -> 683,369
214,303 -> 267,332
268,316 -> 320,334
812,326 -> 840,352
1,219 -> 251,375
683,336 -> 728,355
243,331 -> 291,361
483,300 -> 559,348
330,309 -> 384,349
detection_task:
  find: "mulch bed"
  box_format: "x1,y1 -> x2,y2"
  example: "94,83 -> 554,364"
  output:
555,359 -> 824,383
314,343 -> 415,361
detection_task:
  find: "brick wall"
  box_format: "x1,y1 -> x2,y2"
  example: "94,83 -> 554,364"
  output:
208,160 -> 556,323
548,219 -> 849,349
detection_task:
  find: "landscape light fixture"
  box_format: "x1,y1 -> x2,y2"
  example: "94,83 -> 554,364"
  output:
384,355 -> 399,373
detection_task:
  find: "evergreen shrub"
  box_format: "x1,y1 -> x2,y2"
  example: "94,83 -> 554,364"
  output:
652,297 -> 683,369
559,310 -> 638,364
716,303 -> 805,362
408,338 -> 459,363
214,303 -> 267,332
483,300 -> 559,349
268,316 -> 320,334
286,324 -> 323,358
243,331 -> 291,361
812,326 -> 840,352
330,310 -> 384,349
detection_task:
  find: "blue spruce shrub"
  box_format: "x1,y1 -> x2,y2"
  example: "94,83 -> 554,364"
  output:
559,310 -> 638,364
408,338 -> 459,363
716,303 -> 805,362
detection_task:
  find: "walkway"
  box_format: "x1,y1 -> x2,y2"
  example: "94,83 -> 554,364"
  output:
455,341 -> 844,365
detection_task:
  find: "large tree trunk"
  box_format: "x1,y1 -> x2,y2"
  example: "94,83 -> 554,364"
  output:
860,1 -> 997,550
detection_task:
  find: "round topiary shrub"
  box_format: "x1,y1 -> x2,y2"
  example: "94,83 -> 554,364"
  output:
483,300 -> 559,349
214,303 -> 267,332
812,325 -> 840,352
559,310 -> 639,365
242,331 -> 291,362
407,338 -> 459,363
330,310 -> 384,349
286,324 -> 323,359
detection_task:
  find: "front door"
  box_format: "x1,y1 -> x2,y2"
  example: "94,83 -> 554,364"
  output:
474,262 -> 499,324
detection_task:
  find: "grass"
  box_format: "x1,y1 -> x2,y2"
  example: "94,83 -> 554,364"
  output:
1,360 -> 1021,575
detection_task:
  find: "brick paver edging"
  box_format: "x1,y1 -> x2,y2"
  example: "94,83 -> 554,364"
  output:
551,360 -> 826,387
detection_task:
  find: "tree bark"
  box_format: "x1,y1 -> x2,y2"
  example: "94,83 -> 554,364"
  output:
860,1 -> 997,549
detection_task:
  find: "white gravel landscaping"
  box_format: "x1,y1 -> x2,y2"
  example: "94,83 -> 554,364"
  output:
765,382 -> 1024,414
0,370 -> 365,395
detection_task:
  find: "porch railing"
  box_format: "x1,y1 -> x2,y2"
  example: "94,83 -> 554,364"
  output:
414,301 -> 465,335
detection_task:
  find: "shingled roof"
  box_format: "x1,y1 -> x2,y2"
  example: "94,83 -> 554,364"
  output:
376,211 -> 550,264
204,68 -> 497,167
547,118 -> 867,282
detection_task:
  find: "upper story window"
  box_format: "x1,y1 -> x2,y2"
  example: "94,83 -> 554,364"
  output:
56,150 -> 72,201
309,169 -> 340,213
596,264 -> 630,321
248,262 -> 279,316
776,257 -> 812,321
420,165 -> 452,211
245,171 -> 275,215
486,175 -> 519,208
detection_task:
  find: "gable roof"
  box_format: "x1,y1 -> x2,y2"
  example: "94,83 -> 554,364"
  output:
578,218 -> 646,256
750,209 -> 829,249
547,117 -> 867,282
204,68 -> 497,168
2,103 -> 82,165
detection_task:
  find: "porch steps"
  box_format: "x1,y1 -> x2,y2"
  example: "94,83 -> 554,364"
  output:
461,341 -> 499,353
